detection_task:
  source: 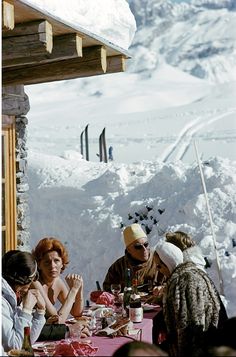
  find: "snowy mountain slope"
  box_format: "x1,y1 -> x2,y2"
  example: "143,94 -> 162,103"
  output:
26,67 -> 236,164
128,0 -> 236,83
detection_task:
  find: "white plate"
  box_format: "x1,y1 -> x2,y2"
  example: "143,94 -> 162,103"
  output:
32,343 -> 45,352
143,305 -> 154,311
32,342 -> 56,352
92,307 -> 113,317
139,292 -> 148,297
90,304 -> 105,310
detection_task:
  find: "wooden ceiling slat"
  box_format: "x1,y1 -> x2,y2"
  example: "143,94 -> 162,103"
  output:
107,56 -> 126,74
3,20 -> 53,67
3,46 -> 107,85
3,33 -> 83,68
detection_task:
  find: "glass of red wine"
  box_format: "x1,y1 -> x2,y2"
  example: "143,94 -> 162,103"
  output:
111,284 -> 122,315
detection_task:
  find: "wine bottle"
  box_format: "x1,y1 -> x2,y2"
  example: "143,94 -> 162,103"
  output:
22,326 -> 34,356
123,268 -> 132,317
129,274 -> 143,323
96,281 -> 102,291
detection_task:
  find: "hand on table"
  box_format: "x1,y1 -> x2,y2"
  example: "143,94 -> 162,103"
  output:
47,314 -> 60,324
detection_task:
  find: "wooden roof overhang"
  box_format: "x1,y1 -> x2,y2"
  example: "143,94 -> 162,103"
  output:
2,0 -> 131,86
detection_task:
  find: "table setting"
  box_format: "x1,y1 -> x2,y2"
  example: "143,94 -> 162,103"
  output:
28,284 -> 161,356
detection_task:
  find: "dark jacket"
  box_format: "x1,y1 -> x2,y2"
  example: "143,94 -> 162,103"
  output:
163,261 -> 228,357
103,249 -> 164,292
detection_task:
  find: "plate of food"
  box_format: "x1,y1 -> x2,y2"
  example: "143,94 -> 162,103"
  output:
142,303 -> 160,311
90,304 -> 106,310
32,343 -> 45,352
139,292 -> 148,297
8,350 -> 33,356
142,304 -> 154,311
32,342 -> 56,352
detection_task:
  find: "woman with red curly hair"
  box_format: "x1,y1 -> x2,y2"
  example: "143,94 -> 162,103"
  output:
32,237 -> 84,323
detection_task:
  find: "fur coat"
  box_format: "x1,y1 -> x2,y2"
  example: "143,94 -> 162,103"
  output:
163,261 -> 228,357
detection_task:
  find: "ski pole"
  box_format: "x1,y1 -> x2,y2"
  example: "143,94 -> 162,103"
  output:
193,140 -> 224,295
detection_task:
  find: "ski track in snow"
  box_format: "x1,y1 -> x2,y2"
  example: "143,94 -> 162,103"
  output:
176,109 -> 236,161
162,107 -> 236,162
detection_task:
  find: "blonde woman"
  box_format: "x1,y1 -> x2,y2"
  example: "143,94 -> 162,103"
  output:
165,231 -> 206,271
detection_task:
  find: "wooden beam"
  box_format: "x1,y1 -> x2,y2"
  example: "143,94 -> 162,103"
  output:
107,55 -> 126,73
2,1 -> 14,30
51,33 -> 83,59
2,20 -> 53,67
3,46 -> 107,85
3,33 -> 83,68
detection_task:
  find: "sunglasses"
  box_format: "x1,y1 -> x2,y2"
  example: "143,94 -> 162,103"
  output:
133,242 -> 149,250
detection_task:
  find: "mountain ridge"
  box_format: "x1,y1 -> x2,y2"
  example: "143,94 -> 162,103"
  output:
127,0 -> 236,83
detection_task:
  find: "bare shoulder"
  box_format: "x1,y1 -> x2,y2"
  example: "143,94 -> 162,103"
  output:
56,277 -> 67,290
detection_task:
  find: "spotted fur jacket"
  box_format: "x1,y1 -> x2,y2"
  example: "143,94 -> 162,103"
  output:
163,261 -> 228,357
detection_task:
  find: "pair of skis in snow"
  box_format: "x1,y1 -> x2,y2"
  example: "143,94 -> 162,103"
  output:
80,125 -> 108,163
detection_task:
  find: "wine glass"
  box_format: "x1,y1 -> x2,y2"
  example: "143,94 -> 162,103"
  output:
43,342 -> 56,356
111,284 -> 121,296
111,284 -> 122,315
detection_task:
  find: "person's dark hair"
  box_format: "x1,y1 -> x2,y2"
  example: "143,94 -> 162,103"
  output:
2,250 -> 38,289
112,341 -> 167,357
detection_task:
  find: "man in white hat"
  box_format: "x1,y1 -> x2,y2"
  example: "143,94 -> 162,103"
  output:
103,223 -> 164,292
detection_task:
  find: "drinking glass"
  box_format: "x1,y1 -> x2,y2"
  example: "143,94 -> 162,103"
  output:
111,284 -> 121,296
67,324 -> 82,340
111,284 -> 122,315
43,342 -> 56,356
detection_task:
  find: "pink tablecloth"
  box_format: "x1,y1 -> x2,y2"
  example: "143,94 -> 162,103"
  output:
33,307 -> 162,357
91,307 -> 161,356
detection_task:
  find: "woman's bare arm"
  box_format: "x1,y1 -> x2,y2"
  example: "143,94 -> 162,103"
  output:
69,275 -> 84,318
31,280 -> 58,316
57,274 -> 83,323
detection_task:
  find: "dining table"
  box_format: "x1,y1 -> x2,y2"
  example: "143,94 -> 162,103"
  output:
90,308 -> 161,356
33,305 -> 162,356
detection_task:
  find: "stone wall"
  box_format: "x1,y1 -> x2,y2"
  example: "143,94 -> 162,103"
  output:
2,85 -> 31,249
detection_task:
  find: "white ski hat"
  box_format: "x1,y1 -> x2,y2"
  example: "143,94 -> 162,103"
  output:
155,242 -> 183,274
123,224 -> 147,247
